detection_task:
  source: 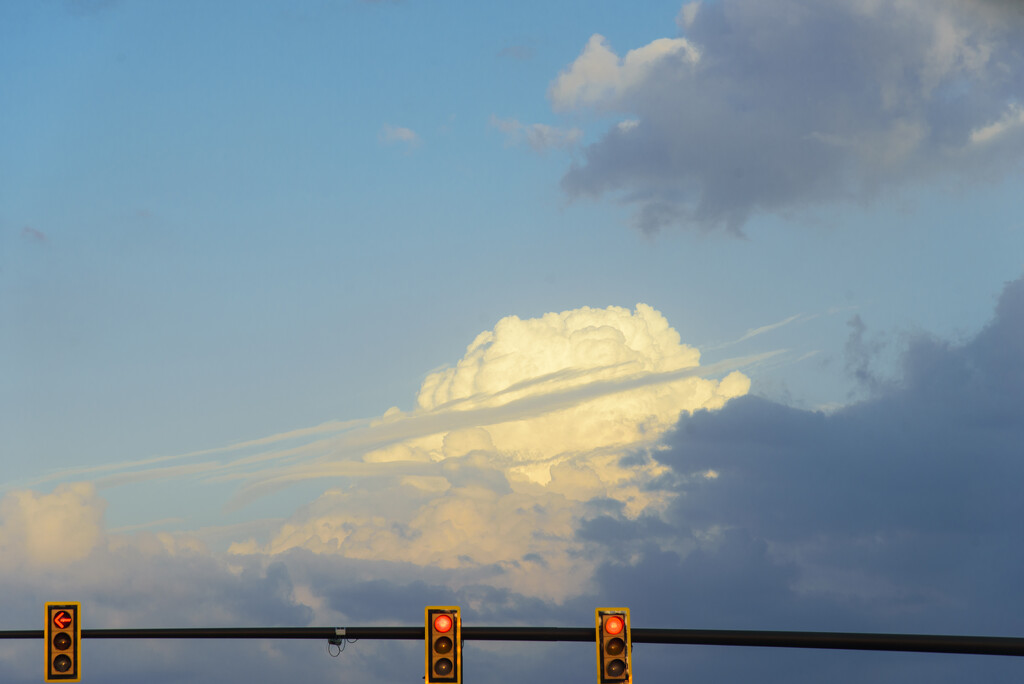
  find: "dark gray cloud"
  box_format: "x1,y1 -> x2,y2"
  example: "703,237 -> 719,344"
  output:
555,0 -> 1024,233
286,275 -> 1023,681
568,275 -> 1024,682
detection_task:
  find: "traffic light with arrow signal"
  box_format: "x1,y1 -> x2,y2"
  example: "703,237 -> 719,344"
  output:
45,602 -> 81,683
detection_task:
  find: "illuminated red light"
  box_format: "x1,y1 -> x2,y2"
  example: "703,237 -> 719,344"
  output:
434,614 -> 453,633
52,611 -> 73,630
605,616 -> 624,635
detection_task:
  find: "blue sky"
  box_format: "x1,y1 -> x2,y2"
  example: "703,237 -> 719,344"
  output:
2,1 -> 1024,682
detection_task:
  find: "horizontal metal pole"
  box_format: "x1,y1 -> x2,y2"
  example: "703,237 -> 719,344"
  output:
2,626 -> 1022,656
633,629 -> 1024,656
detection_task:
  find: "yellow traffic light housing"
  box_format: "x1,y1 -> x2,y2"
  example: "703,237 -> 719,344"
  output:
425,606 -> 462,684
595,607 -> 631,684
45,602 -> 81,683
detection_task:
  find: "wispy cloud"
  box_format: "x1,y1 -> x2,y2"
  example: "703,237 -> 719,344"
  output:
20,226 -> 48,243
379,124 -> 420,146
16,418 -> 366,490
34,350 -> 775,499
497,44 -> 534,61
24,304 -> 777,517
490,115 -> 582,152
707,313 -> 808,350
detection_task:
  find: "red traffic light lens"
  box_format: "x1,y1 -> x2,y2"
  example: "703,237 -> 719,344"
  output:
433,614 -> 453,633
604,615 -> 624,635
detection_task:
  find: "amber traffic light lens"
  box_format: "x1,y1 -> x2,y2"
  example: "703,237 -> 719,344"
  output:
605,616 -> 624,635
52,632 -> 72,651
434,657 -> 454,676
434,614 -> 453,633
606,637 -> 625,656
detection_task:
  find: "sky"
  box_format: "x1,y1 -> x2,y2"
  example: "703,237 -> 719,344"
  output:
1,0 -> 1024,681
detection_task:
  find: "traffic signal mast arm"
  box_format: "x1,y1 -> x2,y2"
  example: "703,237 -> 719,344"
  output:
6,625 -> 1024,656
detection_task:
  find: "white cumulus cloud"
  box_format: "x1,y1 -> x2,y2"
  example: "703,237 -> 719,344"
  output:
231,304 -> 750,599
549,34 -> 700,112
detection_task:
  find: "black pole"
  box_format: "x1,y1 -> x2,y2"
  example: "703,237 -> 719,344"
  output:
3,626 -> 1023,656
631,629 -> 1024,657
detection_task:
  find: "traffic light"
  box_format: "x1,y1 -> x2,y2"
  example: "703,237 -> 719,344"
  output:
425,606 -> 462,684
45,602 -> 81,683
595,607 -> 631,684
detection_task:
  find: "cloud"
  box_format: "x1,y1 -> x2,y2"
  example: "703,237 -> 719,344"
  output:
379,124 -> 420,146
16,304 -> 759,603
490,116 -> 583,152
20,226 -> 48,243
707,312 -> 809,350
553,0 -> 1024,233
969,103 -> 1024,146
0,483 -> 105,568
0,495 -> 321,681
571,274 -> 1024,681
34,306 -> 768,499
498,44 -> 534,61
3,283 -> 1024,681
676,1 -> 700,30
549,34 -> 700,111
0,302 -> 761,679
226,304 -> 752,599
